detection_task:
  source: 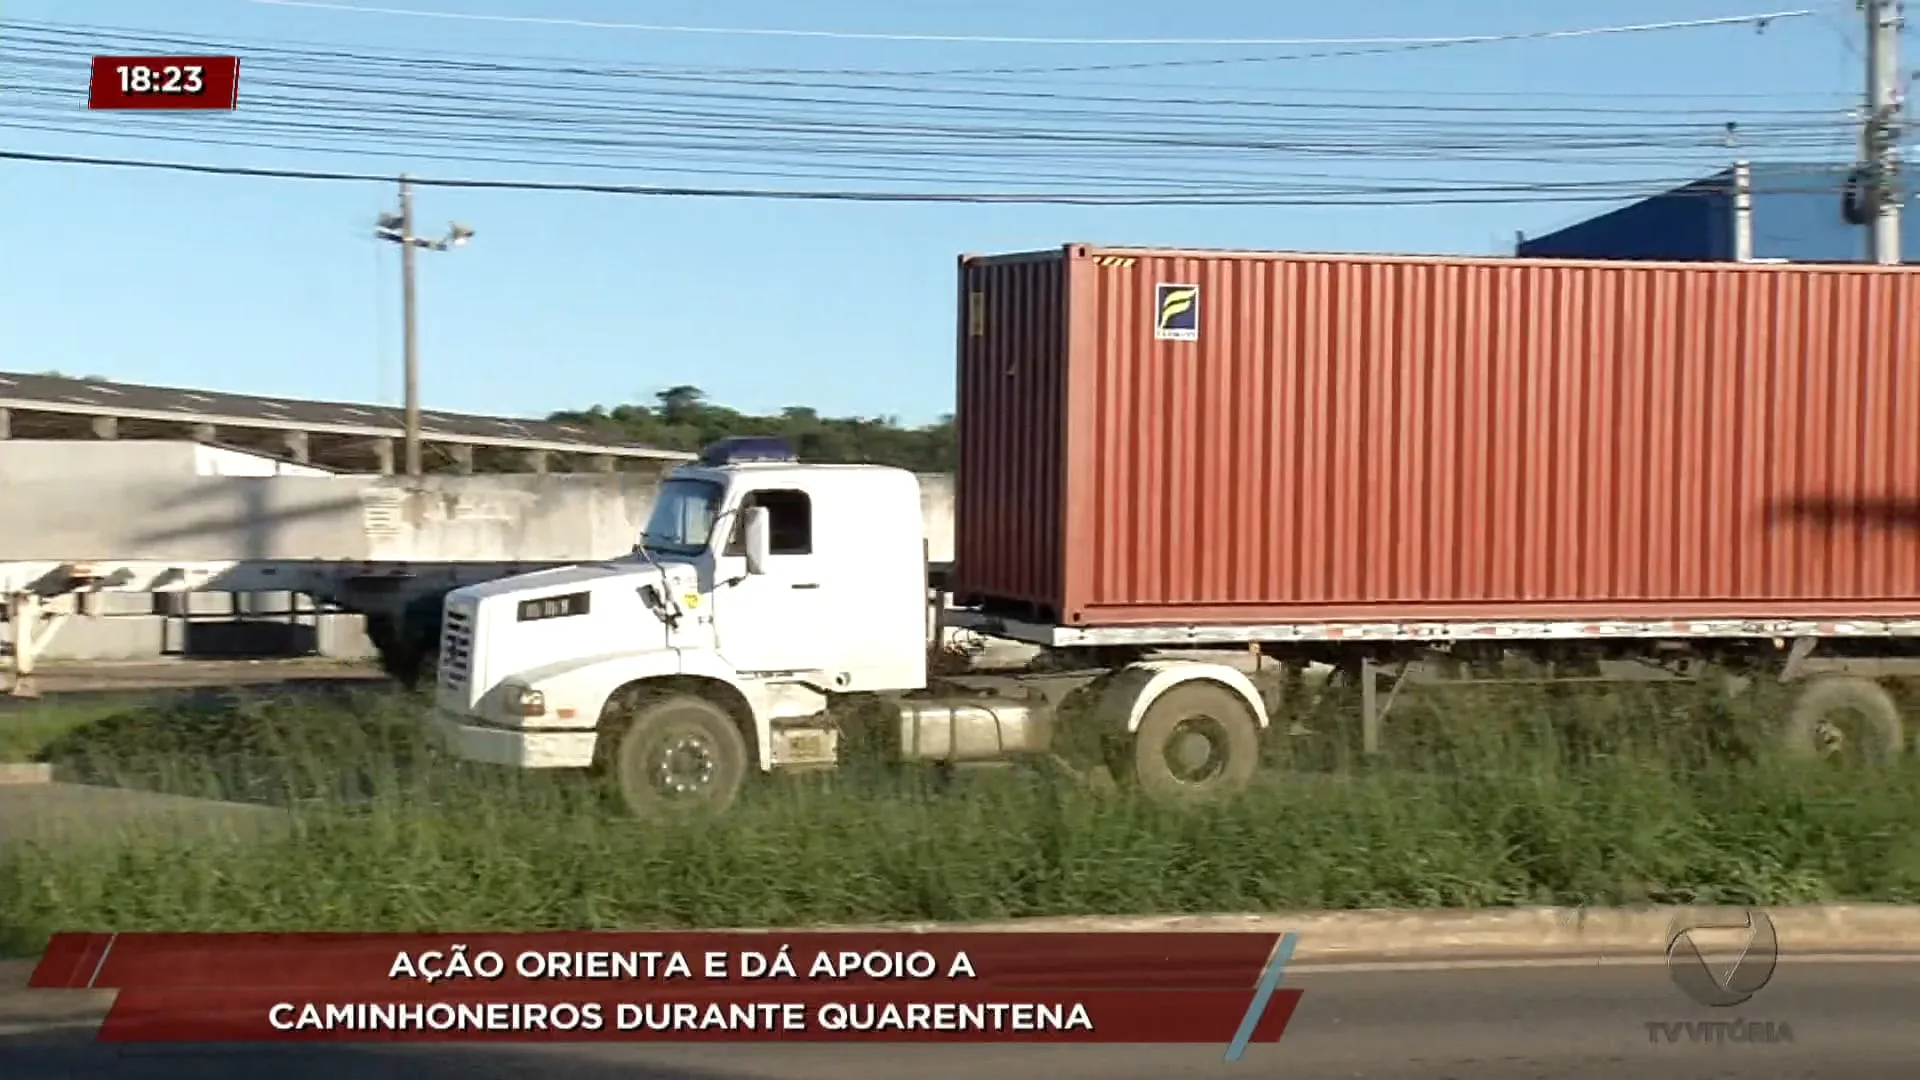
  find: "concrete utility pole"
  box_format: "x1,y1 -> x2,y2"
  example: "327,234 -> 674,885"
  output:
1732,159 -> 1756,262
1723,123 -> 1756,262
1863,0 -> 1905,264
376,175 -> 473,478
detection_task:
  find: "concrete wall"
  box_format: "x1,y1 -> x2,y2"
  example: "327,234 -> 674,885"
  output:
195,444 -> 335,477
919,473 -> 954,564
3,466 -> 959,662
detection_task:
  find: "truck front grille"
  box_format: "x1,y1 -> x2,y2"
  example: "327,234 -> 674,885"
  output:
439,608 -> 473,691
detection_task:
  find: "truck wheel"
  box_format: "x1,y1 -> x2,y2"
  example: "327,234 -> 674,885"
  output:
366,615 -> 416,684
367,598 -> 443,691
1781,676 -> 1904,764
1119,682 -> 1260,805
608,694 -> 749,817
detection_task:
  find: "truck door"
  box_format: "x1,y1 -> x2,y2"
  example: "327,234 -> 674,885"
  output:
712,488 -> 827,674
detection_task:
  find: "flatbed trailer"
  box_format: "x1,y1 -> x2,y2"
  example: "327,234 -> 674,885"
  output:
0,557 -> 958,696
0,558 -> 573,696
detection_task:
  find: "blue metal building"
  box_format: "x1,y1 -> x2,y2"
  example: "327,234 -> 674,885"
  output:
1515,163 -> 1920,264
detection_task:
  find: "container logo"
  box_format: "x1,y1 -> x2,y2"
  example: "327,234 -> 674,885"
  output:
1155,283 -> 1199,341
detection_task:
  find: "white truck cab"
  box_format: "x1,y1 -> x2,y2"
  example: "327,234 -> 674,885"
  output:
432,436 -> 937,811
432,437 -> 1272,815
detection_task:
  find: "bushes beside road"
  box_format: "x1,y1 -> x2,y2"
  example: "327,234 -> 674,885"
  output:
3,682 -> 1920,958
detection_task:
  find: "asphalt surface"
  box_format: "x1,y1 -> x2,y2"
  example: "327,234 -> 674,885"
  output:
3,956 -> 1917,1078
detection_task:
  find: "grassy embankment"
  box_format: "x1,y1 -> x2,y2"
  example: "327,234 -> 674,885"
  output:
3,678 -> 1920,957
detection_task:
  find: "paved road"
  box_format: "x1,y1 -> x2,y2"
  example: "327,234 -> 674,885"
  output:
4,956 -> 1916,1078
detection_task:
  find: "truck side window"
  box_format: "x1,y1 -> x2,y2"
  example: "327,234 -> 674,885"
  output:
726,489 -> 813,556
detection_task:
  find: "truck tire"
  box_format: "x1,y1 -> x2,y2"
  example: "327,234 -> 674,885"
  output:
365,615 -> 406,678
1781,676 -> 1904,764
1118,681 -> 1260,805
371,597 -> 445,691
375,637 -> 434,690
607,694 -> 749,817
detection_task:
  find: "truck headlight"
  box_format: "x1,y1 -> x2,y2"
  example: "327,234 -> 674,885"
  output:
502,683 -> 546,718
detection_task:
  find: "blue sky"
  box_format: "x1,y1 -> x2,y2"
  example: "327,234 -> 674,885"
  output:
0,1 -> 1882,426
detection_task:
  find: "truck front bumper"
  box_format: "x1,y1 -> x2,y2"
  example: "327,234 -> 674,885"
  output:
431,710 -> 598,769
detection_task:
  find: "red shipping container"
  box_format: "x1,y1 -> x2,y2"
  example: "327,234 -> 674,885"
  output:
953,245 -> 1920,628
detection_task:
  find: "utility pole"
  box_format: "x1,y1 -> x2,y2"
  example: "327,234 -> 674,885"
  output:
1725,123 -> 1755,262
1732,159 -> 1756,262
376,176 -> 473,479
1863,0 -> 1905,264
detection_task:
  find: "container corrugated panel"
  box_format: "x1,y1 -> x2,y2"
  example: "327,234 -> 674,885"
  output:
954,250 -> 1070,616
954,244 -> 1920,627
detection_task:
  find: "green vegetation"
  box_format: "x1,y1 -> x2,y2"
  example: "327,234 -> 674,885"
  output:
3,680 -> 1920,958
549,385 -> 954,471
0,697 -> 135,764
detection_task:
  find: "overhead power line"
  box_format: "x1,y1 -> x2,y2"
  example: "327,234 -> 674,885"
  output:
238,1 -> 1817,48
0,13 -> 1860,202
27,12 -> 1847,85
0,22 -> 1856,144
0,148 -> 1852,206
0,19 -> 1851,117
0,19 -> 1845,111
3,16 -> 1852,102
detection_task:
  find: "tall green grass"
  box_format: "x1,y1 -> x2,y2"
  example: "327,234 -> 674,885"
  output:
3,679 -> 1919,958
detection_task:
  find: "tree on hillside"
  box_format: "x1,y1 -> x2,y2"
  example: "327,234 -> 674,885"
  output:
656,385 -> 706,422
548,387 -> 955,472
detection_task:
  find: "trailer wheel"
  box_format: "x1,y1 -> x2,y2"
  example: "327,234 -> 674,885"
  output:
370,627 -> 430,688
367,597 -> 444,691
1119,682 -> 1260,805
1781,676 -> 1904,765
606,694 -> 749,817
365,615 -> 404,675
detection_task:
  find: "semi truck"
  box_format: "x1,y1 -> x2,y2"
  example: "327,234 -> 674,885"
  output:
427,245 -> 1920,815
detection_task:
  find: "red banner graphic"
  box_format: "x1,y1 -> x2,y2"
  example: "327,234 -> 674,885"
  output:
30,931 -> 1282,990
30,931 -> 1303,1049
96,986 -> 1302,1043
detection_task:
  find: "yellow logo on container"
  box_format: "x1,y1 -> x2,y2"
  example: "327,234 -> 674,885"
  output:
1155,283 -> 1199,341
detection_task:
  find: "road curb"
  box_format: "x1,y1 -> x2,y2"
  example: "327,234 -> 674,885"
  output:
4,905 -> 1920,1033
5,906 -> 1920,977
0,763 -> 51,785
819,904 -> 1920,960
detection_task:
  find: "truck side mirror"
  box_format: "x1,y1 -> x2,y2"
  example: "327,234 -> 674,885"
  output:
742,506 -> 771,575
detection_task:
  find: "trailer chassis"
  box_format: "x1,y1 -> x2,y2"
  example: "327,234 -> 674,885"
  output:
947,610 -> 1920,760
0,558 -> 569,697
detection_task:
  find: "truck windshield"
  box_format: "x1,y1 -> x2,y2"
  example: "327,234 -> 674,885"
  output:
640,478 -> 723,555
